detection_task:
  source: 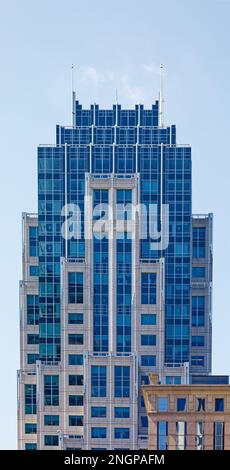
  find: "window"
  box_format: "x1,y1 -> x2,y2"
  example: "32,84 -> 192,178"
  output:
68,272 -> 83,304
157,421 -> 168,450
141,355 -> 156,367
27,295 -> 39,325
214,422 -> 224,450
68,375 -> 84,386
68,354 -> 83,366
114,428 -> 130,439
215,398 -> 224,412
114,407 -> 130,419
27,354 -> 39,365
176,421 -> 187,450
68,334 -> 84,345
192,336 -> 204,347
196,422 -> 204,450
141,313 -> 156,325
116,189 -> 132,220
27,334 -> 39,345
141,416 -> 148,428
193,227 -> 206,258
69,416 -> 83,426
91,427 -> 107,439
158,397 -> 168,412
114,366 -> 130,398
44,435 -> 59,446
69,395 -> 84,406
44,415 -> 59,426
191,356 -> 204,366
29,265 -> 39,276
91,366 -> 106,397
25,384 -> 36,414
197,398 -> 205,412
91,407 -> 107,418
177,398 -> 186,412
68,313 -> 83,324
141,375 -> 149,385
25,423 -> 37,434
141,334 -> 156,346
29,226 -> 38,257
25,443 -> 37,450
192,267 -> 205,278
141,273 -> 157,304
165,376 -> 181,385
44,375 -> 59,406
192,296 -> 205,327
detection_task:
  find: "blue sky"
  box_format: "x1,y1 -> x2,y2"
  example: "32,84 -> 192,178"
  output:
0,0 -> 230,449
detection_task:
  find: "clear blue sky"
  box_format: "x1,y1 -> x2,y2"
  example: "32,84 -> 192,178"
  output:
0,0 -> 229,449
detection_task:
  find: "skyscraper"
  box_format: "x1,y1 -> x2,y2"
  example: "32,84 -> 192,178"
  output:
18,92 -> 213,450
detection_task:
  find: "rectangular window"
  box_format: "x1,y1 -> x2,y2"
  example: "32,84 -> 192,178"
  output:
196,422 -> 204,450
141,334 -> 156,346
44,375 -> 59,406
68,272 -> 83,304
27,334 -> 39,345
177,398 -> 186,412
157,421 -> 168,450
116,189 -> 132,220
141,375 -> 149,385
69,395 -> 84,406
192,296 -> 205,327
214,422 -> 224,450
27,295 -> 39,325
91,427 -> 107,439
176,421 -> 187,450
114,428 -> 130,439
29,265 -> 39,276
141,416 -> 148,428
69,415 -> 83,426
91,366 -> 107,397
192,267 -> 205,278
197,398 -> 205,412
192,336 -> 204,347
193,227 -> 206,258
165,376 -> 181,385
25,443 -> 37,450
141,273 -> 157,304
25,423 -> 37,434
141,313 -> 156,325
27,353 -> 39,364
25,384 -> 36,414
141,355 -> 156,367
29,226 -> 38,257
68,334 -> 84,345
44,415 -> 59,426
44,435 -> 59,446
68,313 -> 83,324
158,397 -> 168,412
114,407 -> 130,419
191,356 -> 204,366
68,375 -> 84,386
91,407 -> 107,418
68,354 -> 83,366
215,398 -> 224,412
114,366 -> 130,398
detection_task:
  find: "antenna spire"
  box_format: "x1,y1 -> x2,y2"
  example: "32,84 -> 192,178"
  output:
72,64 -> 76,128
159,64 -> 164,127
115,88 -> 118,105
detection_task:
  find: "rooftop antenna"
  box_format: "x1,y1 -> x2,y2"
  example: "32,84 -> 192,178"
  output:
115,88 -> 118,105
159,64 -> 164,127
72,64 -> 76,128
